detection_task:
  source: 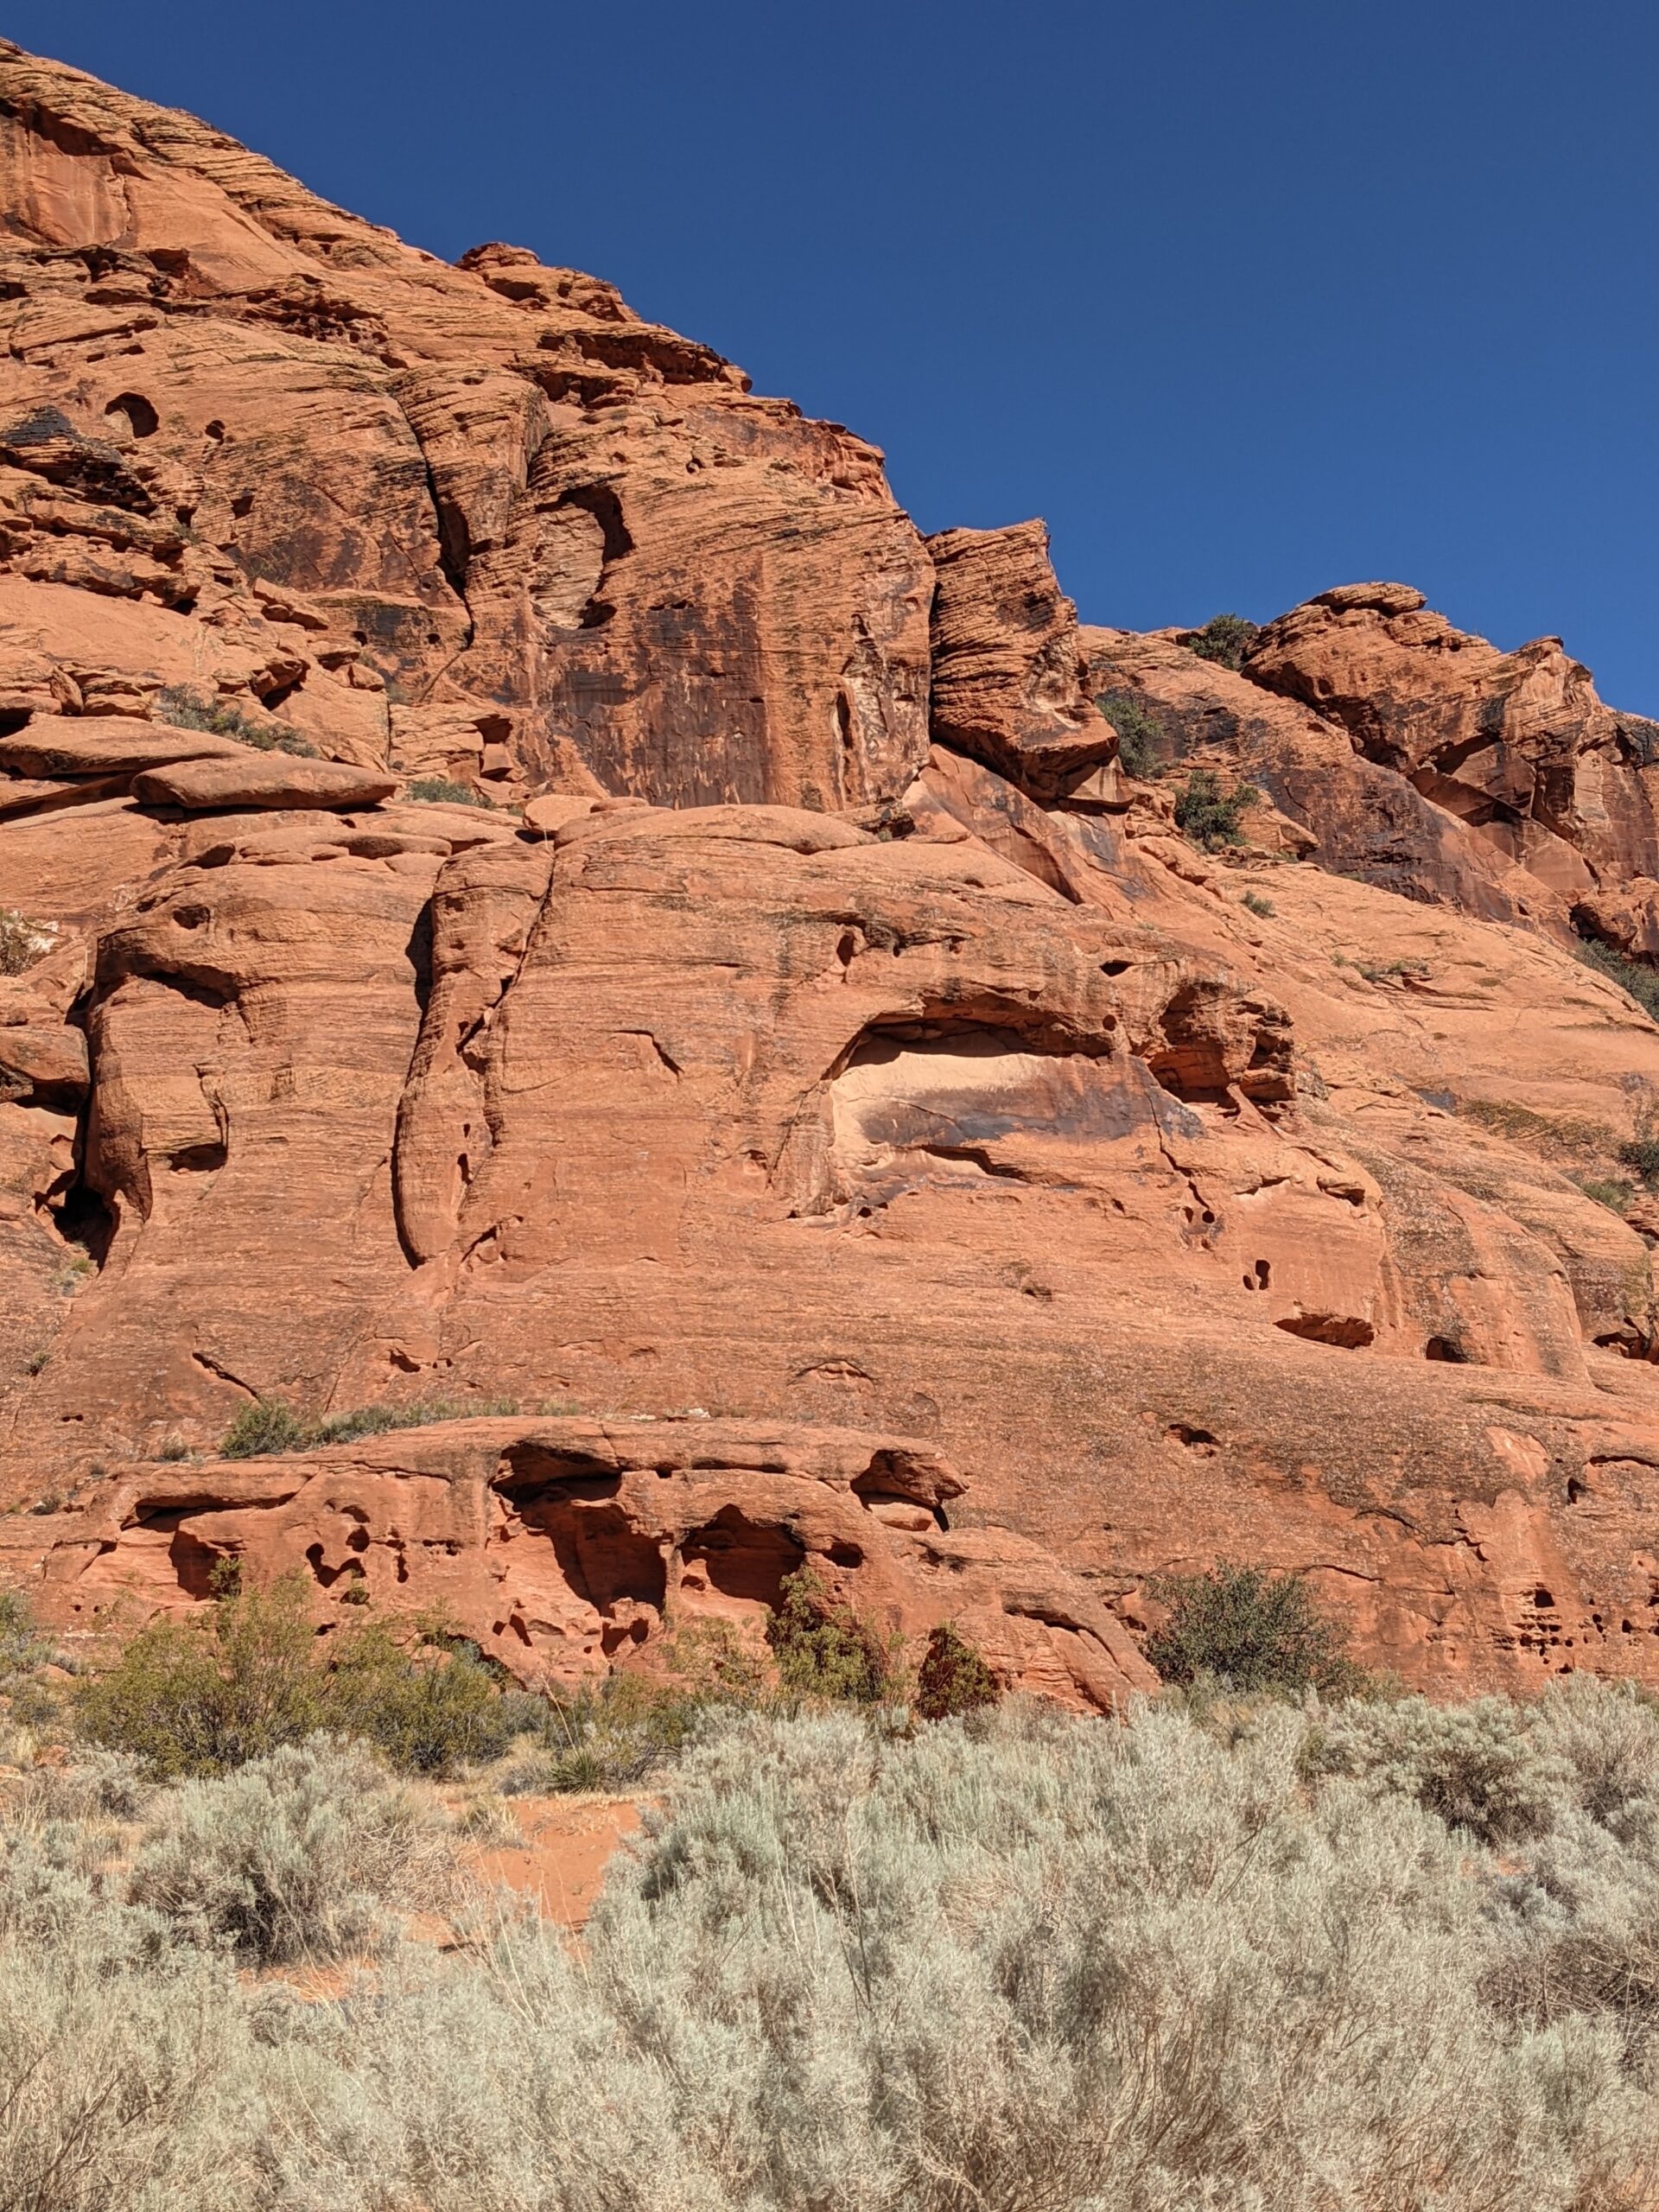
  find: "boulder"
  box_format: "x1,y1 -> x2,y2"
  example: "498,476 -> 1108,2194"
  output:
927,520 -> 1117,798
131,753 -> 398,811
0,715 -> 245,778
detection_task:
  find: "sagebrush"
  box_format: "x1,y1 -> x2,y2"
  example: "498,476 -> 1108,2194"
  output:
8,1684 -> 1659,2207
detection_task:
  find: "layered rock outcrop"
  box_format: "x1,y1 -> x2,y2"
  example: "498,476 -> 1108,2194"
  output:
10,42 -> 1659,1704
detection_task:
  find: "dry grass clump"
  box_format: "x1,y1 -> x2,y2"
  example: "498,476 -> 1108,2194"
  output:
155,684 -> 318,759
0,907 -> 53,976
1459,1095 -> 1618,1161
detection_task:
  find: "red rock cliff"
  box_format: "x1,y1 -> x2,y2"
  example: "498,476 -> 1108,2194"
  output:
8,42 -> 1659,1705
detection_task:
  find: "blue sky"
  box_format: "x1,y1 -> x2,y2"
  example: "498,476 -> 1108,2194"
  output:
14,3 -> 1659,707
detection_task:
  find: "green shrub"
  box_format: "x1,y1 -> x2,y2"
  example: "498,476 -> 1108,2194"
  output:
0,1586 -> 65,1745
219,1395 -> 520,1459
913,1622 -> 1000,1720
1096,691 -> 1165,779
309,1395 -> 518,1447
1173,766 -> 1259,851
500,1673 -> 709,1795
1146,1560 -> 1361,1696
327,1621 -> 518,1776
219,1398 -> 307,1459
75,1572 -> 324,1779
74,1572 -> 520,1780
1616,1103 -> 1659,1188
156,684 -> 318,758
1578,1175 -> 1635,1213
766,1566 -> 901,1705
1573,931 -> 1659,1021
1185,612 -> 1261,669
1242,889 -> 1275,918
404,777 -> 494,809
126,1736 -> 444,1966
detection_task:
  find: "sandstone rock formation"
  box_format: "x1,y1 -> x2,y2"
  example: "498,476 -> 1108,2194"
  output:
1240,582 -> 1659,931
10,41 -> 1659,1705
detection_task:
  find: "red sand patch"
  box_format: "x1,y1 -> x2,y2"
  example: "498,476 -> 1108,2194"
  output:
470,1795 -> 645,1927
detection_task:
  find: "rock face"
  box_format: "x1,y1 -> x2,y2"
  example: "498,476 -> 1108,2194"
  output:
0,44 -> 932,814
1,1416 -> 1153,1708
928,523 -> 1117,798
11,43 -> 1659,1705
1240,582 -> 1659,924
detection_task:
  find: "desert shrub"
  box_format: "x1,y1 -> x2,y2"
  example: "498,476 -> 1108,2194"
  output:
913,1622 -> 1001,1720
327,1621 -> 518,1776
1185,611 -> 1261,668
0,1587 -> 48,1676
24,1750 -> 153,1827
404,776 -> 493,808
1574,930 -> 1659,1021
1146,1559 -> 1362,1696
1616,1102 -> 1659,1189
309,1395 -> 518,1447
1459,1096 -> 1615,1161
219,1394 -> 519,1458
0,909 -> 52,977
127,1736 -> 443,1966
156,683 -> 318,759
766,1566 -> 901,1705
16,1693 -> 1659,2202
1242,888 -> 1275,918
78,1573 -> 529,1781
254,1700 -> 1659,2209
499,1672 -> 711,1795
1096,691 -> 1165,779
1307,1694 -> 1567,1846
1356,955 -> 1430,983
1173,766 -> 1259,850
0,1588 -> 67,1746
1532,1673 -> 1659,1836
1579,1174 -> 1636,1212
0,1922 -> 257,2212
76,1571 -> 323,1778
219,1397 -> 307,1459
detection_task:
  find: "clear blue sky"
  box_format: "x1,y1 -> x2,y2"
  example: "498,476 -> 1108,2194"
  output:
14,3 -> 1659,708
